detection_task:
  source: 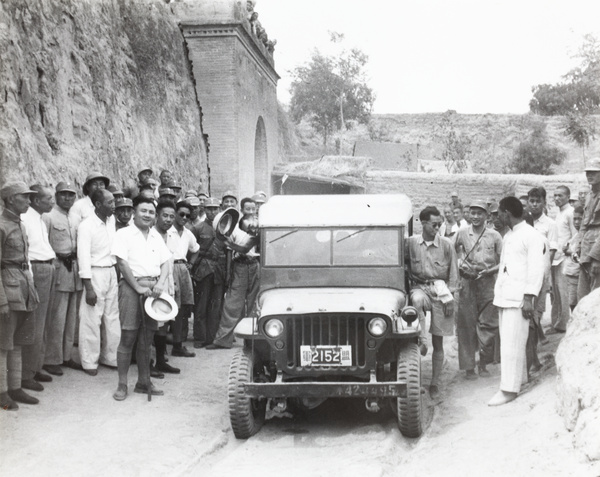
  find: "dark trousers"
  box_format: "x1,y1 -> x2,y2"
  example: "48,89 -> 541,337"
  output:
193,274 -> 224,346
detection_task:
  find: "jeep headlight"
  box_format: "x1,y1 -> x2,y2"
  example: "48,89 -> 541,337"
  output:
401,306 -> 418,324
264,318 -> 284,338
367,317 -> 387,337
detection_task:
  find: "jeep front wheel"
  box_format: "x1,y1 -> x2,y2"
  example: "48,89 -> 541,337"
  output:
228,349 -> 266,439
396,342 -> 423,437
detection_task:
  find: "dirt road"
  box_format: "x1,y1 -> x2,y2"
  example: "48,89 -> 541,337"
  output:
1,326 -> 597,477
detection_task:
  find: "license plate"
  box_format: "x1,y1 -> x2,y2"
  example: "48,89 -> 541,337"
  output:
300,345 -> 352,366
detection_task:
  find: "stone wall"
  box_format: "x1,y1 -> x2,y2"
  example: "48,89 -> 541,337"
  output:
555,288 -> 600,461
0,0 -> 208,192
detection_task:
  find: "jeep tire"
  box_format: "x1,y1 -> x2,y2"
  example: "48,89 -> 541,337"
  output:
228,349 -> 266,439
396,342 -> 423,437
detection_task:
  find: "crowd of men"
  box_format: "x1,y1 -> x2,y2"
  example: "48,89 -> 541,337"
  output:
0,167 -> 264,408
2,157 -> 600,410
411,157 -> 600,405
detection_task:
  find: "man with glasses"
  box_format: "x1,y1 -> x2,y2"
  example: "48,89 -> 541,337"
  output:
406,206 -> 459,400
166,201 -> 200,357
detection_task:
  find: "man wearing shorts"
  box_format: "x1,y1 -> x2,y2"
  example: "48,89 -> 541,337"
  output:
406,206 -> 459,400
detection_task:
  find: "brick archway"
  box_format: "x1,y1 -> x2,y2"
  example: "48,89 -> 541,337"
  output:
254,116 -> 268,192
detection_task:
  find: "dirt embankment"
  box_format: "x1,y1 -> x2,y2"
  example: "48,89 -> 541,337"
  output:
0,0 -> 208,190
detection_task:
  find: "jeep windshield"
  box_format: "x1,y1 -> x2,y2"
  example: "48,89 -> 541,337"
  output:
264,227 -> 401,267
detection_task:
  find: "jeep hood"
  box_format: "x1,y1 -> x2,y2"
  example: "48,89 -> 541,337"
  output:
259,287 -> 406,318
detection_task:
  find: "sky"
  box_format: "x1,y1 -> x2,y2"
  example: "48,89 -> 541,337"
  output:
258,0 -> 600,114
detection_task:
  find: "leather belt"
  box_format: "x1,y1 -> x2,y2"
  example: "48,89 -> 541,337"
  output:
1,262 -> 29,271
135,276 -> 158,281
173,259 -> 187,264
31,259 -> 54,264
92,265 -> 115,268
234,256 -> 258,264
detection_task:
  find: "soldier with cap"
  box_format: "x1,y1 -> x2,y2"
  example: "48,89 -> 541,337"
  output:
115,198 -> 134,230
159,188 -> 177,202
42,182 -> 83,373
166,180 -> 182,201
21,185 -> 57,386
190,197 -> 227,348
69,172 -> 110,229
186,196 -> 203,229
252,192 -> 267,214
455,200 -> 503,379
577,157 -> 600,300
0,182 -> 40,409
222,191 -> 238,210
139,177 -> 159,199
108,185 -> 124,202
137,167 -> 153,185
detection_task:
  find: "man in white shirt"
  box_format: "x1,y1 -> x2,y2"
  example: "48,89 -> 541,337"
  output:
21,185 -> 56,390
489,197 -> 545,406
77,189 -> 119,376
168,201 -> 200,357
528,187 -> 557,373
69,172 -> 110,229
207,198 -> 259,350
550,186 -> 576,333
112,196 -> 171,401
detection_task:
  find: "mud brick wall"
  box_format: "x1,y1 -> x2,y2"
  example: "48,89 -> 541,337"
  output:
366,171 -> 588,227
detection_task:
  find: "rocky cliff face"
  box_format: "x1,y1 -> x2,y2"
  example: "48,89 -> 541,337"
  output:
0,0 -> 208,192
556,288 -> 600,461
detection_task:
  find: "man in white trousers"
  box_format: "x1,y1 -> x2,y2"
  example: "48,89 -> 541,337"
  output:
489,197 -> 545,406
77,189 -> 120,376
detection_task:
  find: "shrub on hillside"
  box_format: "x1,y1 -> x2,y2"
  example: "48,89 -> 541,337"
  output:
510,121 -> 566,174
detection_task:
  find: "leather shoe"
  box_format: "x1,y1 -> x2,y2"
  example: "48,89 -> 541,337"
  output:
62,359 -> 83,370
171,346 -> 196,358
419,343 -> 428,357
149,361 -> 165,379
465,370 -> 478,380
21,379 -> 44,392
155,362 -> 180,374
488,390 -> 517,406
193,341 -> 206,349
205,343 -> 230,350
34,371 -> 52,382
113,385 -> 128,401
8,388 -> 39,405
83,368 -> 98,376
429,385 -> 440,400
43,364 -> 63,376
478,366 -> 491,377
134,383 -> 164,396
546,328 -> 565,335
0,392 -> 18,411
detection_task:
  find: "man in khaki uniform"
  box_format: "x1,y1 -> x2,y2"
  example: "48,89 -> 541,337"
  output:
0,182 -> 40,409
455,201 -> 502,379
577,158 -> 600,300
43,182 -> 83,373
406,206 -> 459,400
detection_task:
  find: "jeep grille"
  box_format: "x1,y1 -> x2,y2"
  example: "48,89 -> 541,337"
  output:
285,314 -> 366,369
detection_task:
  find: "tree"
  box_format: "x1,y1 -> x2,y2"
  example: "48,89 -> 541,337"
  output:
510,121 -> 566,175
529,34 -> 600,116
434,111 -> 471,173
563,112 -> 596,165
290,33 -> 374,147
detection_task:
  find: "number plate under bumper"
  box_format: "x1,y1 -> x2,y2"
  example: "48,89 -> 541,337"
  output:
243,381 -> 408,398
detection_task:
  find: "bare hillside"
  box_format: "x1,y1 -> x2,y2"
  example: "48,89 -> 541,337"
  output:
284,111 -> 600,175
